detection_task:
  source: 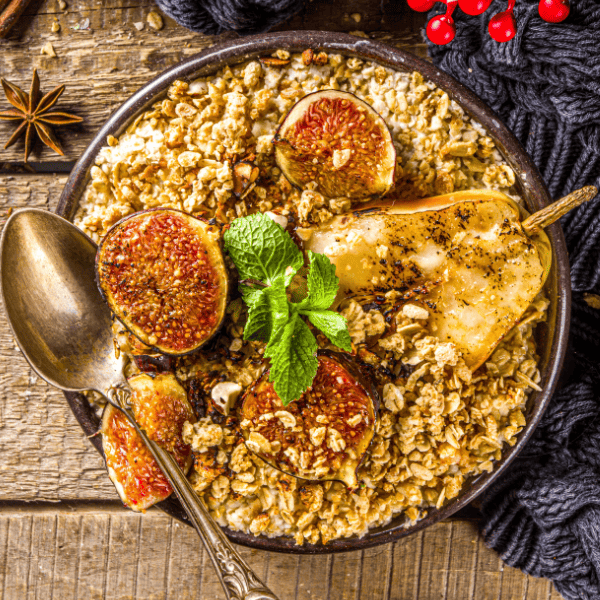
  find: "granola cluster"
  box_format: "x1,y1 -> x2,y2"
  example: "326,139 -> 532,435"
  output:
75,51 -> 518,241
182,297 -> 547,545
77,49 -> 547,545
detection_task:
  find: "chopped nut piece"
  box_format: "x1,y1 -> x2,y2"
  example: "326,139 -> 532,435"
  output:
147,11 -> 164,30
402,304 -> 430,320
350,12 -> 362,22
265,211 -> 288,230
58,0 -> 67,9
211,382 -> 243,415
313,51 -> 328,66
40,42 -> 57,58
133,21 -> 144,30
51,21 -> 61,33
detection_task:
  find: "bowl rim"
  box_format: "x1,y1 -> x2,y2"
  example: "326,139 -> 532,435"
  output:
57,30 -> 571,555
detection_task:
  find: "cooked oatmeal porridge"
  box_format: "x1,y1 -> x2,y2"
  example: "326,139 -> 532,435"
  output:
76,49 -> 548,545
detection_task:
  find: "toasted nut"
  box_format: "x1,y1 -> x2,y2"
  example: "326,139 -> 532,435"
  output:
313,51 -> 328,66
302,49 -> 314,66
147,11 -> 164,30
211,382 -> 243,416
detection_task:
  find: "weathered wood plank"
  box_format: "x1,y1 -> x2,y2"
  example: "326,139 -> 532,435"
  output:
74,513 -> 110,600
471,534 -> 504,598
418,521 -> 453,599
103,514 -> 141,600
0,516 -> 9,598
165,519 -> 206,600
0,0 -> 426,166
357,545 -> 393,600
0,511 -> 563,600
295,553 -> 332,600
26,514 -> 57,600
264,552 -> 300,599
389,529 -> 423,599
444,520 -> 479,599
51,514 -> 81,600
526,575 -> 554,600
135,515 -> 170,600
328,549 -> 362,600
3,514 -> 33,599
498,561 -> 527,600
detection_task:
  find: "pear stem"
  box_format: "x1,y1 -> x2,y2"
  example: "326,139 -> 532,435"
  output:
522,186 -> 598,236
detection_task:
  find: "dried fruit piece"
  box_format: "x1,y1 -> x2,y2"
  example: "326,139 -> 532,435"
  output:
273,90 -> 396,199
101,373 -> 195,511
259,57 -> 290,67
133,354 -> 175,374
239,351 -> 379,489
97,208 -> 228,355
233,156 -> 259,199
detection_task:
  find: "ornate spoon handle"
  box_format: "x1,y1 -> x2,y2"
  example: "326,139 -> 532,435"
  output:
106,385 -> 279,600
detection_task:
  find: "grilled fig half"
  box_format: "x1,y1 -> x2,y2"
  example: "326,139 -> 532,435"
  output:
273,90 -> 396,199
97,208 -> 228,356
101,373 -> 195,511
239,351 -> 379,489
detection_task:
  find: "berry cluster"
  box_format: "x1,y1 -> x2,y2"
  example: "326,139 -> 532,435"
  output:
408,0 -> 570,44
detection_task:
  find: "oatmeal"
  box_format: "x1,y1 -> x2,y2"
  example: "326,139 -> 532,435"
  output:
78,49 -> 548,545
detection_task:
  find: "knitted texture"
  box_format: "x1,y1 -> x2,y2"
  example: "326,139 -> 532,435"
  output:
155,0 -> 302,34
427,2 -> 600,598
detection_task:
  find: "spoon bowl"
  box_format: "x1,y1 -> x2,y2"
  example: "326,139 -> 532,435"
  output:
0,208 -> 124,394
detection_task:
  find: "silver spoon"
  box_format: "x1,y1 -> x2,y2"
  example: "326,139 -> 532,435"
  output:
0,208 -> 279,600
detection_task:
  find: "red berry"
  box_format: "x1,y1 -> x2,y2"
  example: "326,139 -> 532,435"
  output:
459,0 -> 492,15
427,14 -> 456,44
538,0 -> 569,22
407,0 -> 437,12
489,9 -> 516,41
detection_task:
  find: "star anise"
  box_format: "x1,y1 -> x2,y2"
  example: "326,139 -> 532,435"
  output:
0,69 -> 83,162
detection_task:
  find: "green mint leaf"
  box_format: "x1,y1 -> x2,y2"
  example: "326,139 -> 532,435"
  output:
305,310 -> 352,352
265,311 -> 318,406
298,250 -> 339,311
241,278 -> 289,343
224,213 -> 303,286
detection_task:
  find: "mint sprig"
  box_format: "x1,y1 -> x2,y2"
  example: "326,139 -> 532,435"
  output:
223,213 -> 352,406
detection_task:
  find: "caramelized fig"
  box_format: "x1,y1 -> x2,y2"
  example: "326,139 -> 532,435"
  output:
97,208 -> 228,355
273,90 -> 396,199
101,373 -> 196,511
239,351 -> 379,489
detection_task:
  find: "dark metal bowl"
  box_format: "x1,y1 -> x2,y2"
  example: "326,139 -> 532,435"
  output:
57,30 -> 570,554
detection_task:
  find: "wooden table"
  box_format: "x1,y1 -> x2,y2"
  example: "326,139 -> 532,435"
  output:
0,2 -> 563,598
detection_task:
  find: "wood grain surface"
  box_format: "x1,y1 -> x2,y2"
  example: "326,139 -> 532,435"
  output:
0,1 -> 563,597
0,510 -> 564,600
